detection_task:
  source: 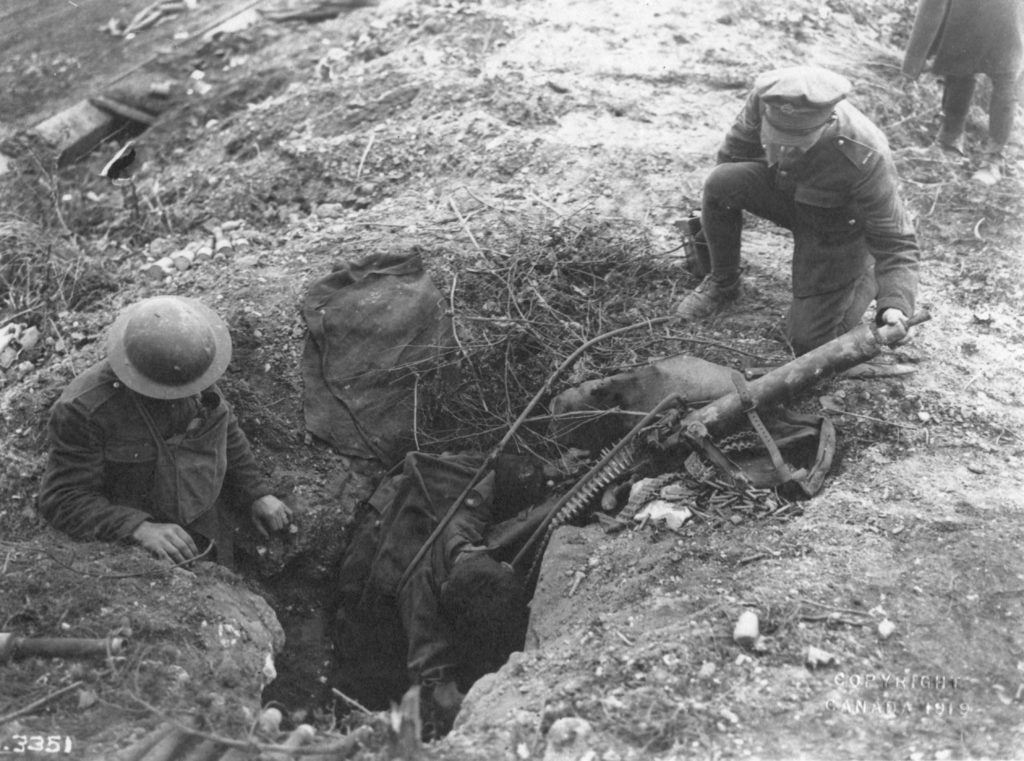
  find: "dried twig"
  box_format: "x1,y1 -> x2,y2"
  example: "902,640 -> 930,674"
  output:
355,133 -> 375,182
126,691 -> 372,757
331,687 -> 375,716
34,543 -> 215,579
0,680 -> 84,725
397,316 -> 674,593
798,598 -> 872,619
448,197 -> 484,256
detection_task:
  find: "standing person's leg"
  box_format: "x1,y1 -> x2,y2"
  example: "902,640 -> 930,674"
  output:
937,74 -> 976,153
972,71 -> 1020,184
786,269 -> 876,356
676,162 -> 794,319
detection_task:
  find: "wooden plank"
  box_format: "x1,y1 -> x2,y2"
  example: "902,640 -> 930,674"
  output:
33,100 -> 123,166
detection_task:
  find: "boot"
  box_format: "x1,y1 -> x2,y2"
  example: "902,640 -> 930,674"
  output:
971,144 -> 1006,186
675,274 -> 741,320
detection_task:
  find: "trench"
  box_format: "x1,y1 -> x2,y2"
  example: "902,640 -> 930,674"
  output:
248,459 -> 555,732
252,554 -> 535,735
258,570 -> 335,718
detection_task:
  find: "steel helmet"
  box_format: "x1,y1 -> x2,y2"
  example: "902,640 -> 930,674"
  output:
107,296 -> 232,399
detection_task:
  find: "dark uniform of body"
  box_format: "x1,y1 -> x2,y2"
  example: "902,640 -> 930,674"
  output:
678,66 -> 920,355
330,453 -> 542,734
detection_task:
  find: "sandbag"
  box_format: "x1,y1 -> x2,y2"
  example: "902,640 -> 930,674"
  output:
549,354 -> 736,449
301,250 -> 457,466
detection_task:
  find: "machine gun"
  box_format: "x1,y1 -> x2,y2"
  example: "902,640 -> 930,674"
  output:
509,311 -> 930,579
398,312 -> 928,593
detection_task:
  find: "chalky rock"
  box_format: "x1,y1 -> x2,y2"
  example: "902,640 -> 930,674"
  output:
543,717 -> 593,761
733,610 -> 760,648
877,618 -> 897,640
805,645 -> 838,668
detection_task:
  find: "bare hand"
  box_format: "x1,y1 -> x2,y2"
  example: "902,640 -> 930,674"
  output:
880,308 -> 913,343
880,308 -> 907,326
251,495 -> 292,538
132,521 -> 198,564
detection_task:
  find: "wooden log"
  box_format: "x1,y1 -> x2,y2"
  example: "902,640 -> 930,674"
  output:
32,100 -> 122,166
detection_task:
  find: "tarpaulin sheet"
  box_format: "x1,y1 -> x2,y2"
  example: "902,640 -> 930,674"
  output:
301,250 -> 456,465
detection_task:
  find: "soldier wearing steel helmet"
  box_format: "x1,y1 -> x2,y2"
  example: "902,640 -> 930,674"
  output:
38,296 -> 291,565
675,65 -> 920,356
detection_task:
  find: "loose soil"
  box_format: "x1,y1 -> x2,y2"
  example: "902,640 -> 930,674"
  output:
2,0 -> 1023,759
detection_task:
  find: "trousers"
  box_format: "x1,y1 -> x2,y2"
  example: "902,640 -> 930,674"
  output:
701,161 -> 876,355
940,72 -> 1020,149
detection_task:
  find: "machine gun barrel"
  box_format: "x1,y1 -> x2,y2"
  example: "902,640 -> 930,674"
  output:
682,312 -> 930,439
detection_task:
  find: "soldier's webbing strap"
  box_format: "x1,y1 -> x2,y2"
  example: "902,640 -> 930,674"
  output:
731,371 -> 793,484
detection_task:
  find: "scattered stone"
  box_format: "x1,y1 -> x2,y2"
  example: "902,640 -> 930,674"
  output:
805,645 -> 838,669
877,619 -> 896,640
258,706 -> 283,736
315,202 -> 346,218
719,707 -> 739,724
543,717 -> 593,761
236,254 -> 264,268
697,661 -> 717,679
732,610 -> 760,648
0,323 -> 25,360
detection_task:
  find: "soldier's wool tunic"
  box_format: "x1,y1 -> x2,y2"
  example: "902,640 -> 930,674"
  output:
38,360 -> 270,542
714,93 -> 920,317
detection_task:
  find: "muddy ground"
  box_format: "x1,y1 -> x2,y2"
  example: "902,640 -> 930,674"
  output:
2,0 -> 1024,759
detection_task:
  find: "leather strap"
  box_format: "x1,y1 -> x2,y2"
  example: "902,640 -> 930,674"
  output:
731,371 -> 794,484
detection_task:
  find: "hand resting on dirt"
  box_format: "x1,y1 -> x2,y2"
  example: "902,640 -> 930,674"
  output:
132,521 -> 199,564
251,494 -> 292,537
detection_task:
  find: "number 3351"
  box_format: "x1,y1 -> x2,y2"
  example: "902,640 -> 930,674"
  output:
6,735 -> 72,754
